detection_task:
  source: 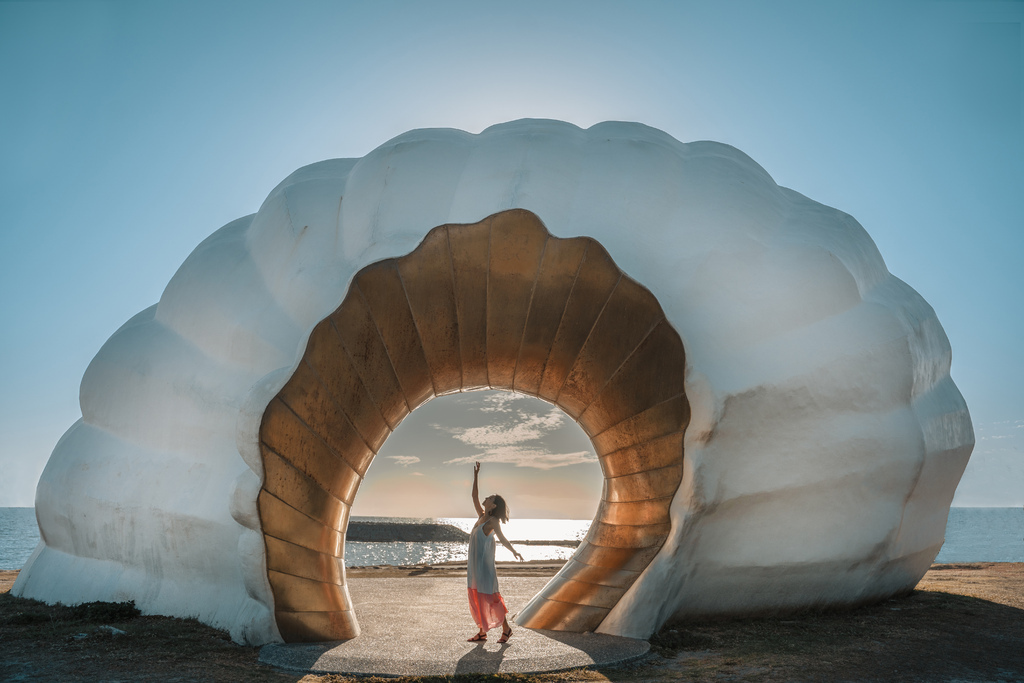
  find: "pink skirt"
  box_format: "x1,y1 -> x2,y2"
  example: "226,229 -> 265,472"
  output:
467,587 -> 508,630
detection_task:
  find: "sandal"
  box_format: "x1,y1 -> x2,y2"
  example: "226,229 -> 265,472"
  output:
467,632 -> 487,642
498,628 -> 512,643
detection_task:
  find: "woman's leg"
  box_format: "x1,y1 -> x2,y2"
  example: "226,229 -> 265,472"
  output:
498,615 -> 512,642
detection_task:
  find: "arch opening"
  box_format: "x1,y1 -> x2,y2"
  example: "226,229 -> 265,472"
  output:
349,389 -> 603,524
257,209 -> 690,641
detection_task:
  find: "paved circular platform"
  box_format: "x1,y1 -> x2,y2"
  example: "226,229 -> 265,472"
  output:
259,576 -> 650,676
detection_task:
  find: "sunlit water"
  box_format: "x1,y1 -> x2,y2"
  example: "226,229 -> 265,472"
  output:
2,508 -> 1022,570
346,516 -> 591,566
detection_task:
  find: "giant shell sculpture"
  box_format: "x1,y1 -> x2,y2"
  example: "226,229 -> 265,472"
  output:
14,120 -> 974,644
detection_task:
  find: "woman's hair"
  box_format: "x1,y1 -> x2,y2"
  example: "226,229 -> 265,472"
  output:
490,494 -> 510,523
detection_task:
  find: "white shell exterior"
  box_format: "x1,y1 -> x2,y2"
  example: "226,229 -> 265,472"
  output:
14,120 -> 973,643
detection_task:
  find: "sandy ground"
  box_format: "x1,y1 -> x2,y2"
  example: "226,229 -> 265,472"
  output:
2,563 -> 1022,682
914,562 -> 1024,609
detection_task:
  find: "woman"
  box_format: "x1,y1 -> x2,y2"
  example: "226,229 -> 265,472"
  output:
467,461 -> 523,643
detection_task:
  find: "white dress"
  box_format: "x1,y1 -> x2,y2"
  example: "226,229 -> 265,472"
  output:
467,524 -> 499,594
466,522 -> 507,629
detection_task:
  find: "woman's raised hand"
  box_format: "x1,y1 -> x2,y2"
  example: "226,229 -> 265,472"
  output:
471,462 -> 482,515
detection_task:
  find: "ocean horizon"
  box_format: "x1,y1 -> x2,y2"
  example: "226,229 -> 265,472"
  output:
2,507 -> 1022,571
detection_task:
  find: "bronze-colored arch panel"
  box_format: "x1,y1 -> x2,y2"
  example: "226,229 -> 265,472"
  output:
448,221 -> 490,389
258,465 -> 349,539
355,262 -> 435,410
275,610 -> 360,642
591,395 -> 691,455
301,324 -> 391,454
328,291 -> 410,430
261,401 -> 362,503
268,571 -> 353,612
599,432 -> 684,478
580,319 -> 688,435
258,491 -> 346,556
559,557 -> 640,589
258,209 -> 689,641
557,277 -> 666,419
486,211 -> 549,388
536,578 -> 626,610
275,363 -> 376,476
572,540 -> 664,572
261,442 -> 356,513
265,536 -> 346,586
604,464 -> 684,503
537,241 -> 621,403
397,227 -> 463,395
513,236 -> 588,395
597,497 -> 674,526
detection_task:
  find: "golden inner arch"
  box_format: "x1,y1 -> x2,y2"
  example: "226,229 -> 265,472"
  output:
258,209 -> 689,641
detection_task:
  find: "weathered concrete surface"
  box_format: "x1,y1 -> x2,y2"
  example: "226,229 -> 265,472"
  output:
259,576 -> 650,675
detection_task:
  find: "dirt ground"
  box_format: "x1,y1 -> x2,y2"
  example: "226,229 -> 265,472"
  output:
2,563 -> 1022,683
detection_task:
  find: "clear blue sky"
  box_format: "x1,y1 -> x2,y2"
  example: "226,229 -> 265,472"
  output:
1,0 -> 1021,511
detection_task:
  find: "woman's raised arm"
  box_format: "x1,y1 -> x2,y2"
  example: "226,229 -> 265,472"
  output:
471,462 -> 484,517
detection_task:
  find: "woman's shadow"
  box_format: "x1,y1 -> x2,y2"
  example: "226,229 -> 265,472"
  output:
454,639 -> 512,674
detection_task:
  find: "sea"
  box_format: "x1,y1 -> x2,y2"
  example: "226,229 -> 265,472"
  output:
2,507 -> 1022,571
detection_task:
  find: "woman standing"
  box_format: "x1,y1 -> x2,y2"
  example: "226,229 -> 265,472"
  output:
467,461 -> 523,643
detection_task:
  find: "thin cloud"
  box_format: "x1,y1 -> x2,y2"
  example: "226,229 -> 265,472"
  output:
478,393 -> 535,414
435,403 -> 564,441
437,394 -> 596,470
444,411 -> 564,448
387,455 -> 421,467
445,448 -> 596,470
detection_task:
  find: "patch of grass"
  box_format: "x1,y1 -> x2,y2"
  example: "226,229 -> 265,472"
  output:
639,590 -> 1024,683
0,591 -> 294,682
0,593 -> 140,634
649,627 -> 720,655
68,600 -> 141,622
6,609 -> 52,626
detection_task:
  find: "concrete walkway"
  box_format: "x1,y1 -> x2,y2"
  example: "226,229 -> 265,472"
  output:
259,576 -> 650,676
